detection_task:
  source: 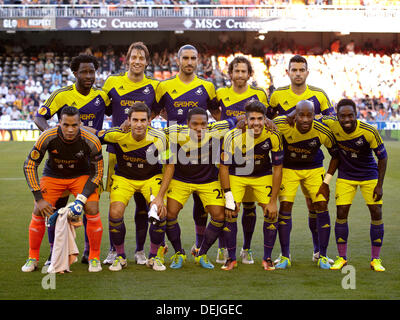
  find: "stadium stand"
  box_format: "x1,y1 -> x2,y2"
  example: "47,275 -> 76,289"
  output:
1,1 -> 400,122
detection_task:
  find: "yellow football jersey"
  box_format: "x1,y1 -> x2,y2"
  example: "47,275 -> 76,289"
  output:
273,115 -> 336,170
155,75 -> 217,125
268,85 -> 333,118
216,85 -> 269,120
102,72 -> 160,127
320,116 -> 387,181
36,83 -> 111,130
221,126 -> 283,177
98,126 -> 167,181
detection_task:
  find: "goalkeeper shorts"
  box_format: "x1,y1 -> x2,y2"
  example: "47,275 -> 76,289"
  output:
39,175 -> 99,206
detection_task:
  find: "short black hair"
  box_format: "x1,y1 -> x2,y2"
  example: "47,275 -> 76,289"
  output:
336,98 -> 357,114
70,54 -> 99,72
177,44 -> 198,58
60,106 -> 80,119
245,100 -> 267,116
228,56 -> 253,76
187,107 -> 208,122
128,102 -> 151,119
288,55 -> 308,70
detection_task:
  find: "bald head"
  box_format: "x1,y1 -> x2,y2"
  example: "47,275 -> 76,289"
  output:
295,100 -> 315,133
296,100 -> 314,115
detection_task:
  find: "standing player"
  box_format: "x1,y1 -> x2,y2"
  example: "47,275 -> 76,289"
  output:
219,101 -> 283,270
150,108 -> 238,270
102,42 -> 161,265
22,106 -> 104,272
273,100 -> 338,269
95,102 -> 173,271
214,56 -> 270,265
155,44 -> 219,258
318,99 -> 388,271
268,54 -> 335,263
34,54 -> 110,264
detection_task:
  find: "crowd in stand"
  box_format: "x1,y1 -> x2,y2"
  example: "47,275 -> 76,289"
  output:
1,0 -> 400,6
1,37 -> 400,123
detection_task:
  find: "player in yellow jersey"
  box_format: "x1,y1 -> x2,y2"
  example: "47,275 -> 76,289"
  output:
273,100 -> 339,269
219,101 -> 283,271
214,56 -> 270,264
33,54 -> 110,265
95,102 -> 173,271
318,99 -> 388,271
269,55 -> 335,264
155,45 -> 220,259
101,42 -> 163,265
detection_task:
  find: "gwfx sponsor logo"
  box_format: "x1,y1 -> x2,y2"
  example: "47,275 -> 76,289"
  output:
173,101 -> 199,108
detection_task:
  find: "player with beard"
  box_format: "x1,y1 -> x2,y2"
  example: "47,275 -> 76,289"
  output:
155,45 -> 220,260
213,56 -> 270,265
268,55 -> 335,264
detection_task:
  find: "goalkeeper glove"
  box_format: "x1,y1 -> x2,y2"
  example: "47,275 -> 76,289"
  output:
67,194 -> 87,217
47,210 -> 59,227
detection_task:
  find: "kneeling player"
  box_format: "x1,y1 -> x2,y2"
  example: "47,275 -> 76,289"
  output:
96,102 -> 173,271
152,108 -> 238,269
319,99 -> 388,271
219,101 -> 283,270
22,106 -> 104,272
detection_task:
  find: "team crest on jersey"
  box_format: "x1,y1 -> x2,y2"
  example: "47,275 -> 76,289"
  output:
177,109 -> 183,115
75,150 -> 84,158
261,141 -> 270,149
355,138 -> 364,146
195,88 -> 203,95
30,150 -> 40,160
309,139 -> 318,147
38,107 -> 47,116
143,86 -> 150,95
94,97 -> 101,106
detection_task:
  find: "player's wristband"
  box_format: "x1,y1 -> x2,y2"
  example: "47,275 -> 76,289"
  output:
76,194 -> 88,204
33,190 -> 44,202
323,173 -> 333,185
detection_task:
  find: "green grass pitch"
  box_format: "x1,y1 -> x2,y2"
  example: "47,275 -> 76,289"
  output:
0,141 -> 399,300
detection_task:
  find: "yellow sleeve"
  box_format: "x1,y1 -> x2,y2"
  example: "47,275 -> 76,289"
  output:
98,127 -> 123,144
204,80 -> 217,100
257,88 -> 270,108
268,91 -> 278,108
270,131 -> 283,152
100,90 -> 111,107
272,115 -> 288,131
102,76 -> 113,96
365,126 -> 383,149
319,115 -> 337,128
155,81 -> 165,104
43,89 -> 65,117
